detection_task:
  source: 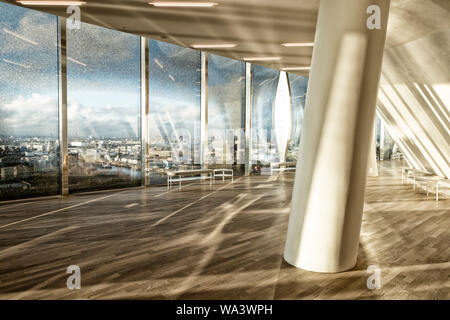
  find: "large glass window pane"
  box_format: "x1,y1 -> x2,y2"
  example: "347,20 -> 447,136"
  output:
251,65 -> 279,173
207,54 -> 245,175
286,73 -> 308,161
67,23 -> 141,193
0,3 -> 59,201
148,40 -> 201,185
376,115 -> 399,160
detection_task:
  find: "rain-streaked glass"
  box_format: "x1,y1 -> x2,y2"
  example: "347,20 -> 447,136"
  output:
0,3 -> 59,200
251,65 -> 279,173
286,73 -> 308,161
148,40 -> 201,185
67,22 -> 141,193
207,54 -> 245,174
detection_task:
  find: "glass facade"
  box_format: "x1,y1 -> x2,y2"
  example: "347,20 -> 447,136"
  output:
0,3 -> 59,200
207,54 -> 246,174
67,22 -> 141,193
251,65 -> 280,173
376,115 -> 400,161
286,73 -> 308,161
148,40 -> 201,185
0,4 -> 308,201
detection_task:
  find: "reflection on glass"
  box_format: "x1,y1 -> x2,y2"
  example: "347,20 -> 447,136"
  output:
148,40 -> 201,185
0,3 -> 59,200
251,65 -> 279,173
207,54 -> 246,174
67,22 -> 141,193
274,71 -> 291,163
286,73 -> 308,161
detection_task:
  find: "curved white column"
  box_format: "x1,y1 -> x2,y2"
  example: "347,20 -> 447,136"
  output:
284,0 -> 390,273
274,71 -> 292,163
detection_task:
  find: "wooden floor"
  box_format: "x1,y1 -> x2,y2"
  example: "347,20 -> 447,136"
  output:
0,161 -> 448,300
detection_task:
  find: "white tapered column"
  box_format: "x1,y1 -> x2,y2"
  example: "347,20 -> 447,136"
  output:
284,0 -> 390,273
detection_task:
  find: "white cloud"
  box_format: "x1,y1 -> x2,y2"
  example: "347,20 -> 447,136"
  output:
0,93 -> 140,138
67,98 -> 139,138
0,93 -> 58,137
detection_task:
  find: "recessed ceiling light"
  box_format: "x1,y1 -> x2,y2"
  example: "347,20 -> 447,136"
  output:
16,1 -> 86,5
149,2 -> 218,7
190,44 -> 236,49
281,42 -> 314,47
281,67 -> 311,71
243,57 -> 281,62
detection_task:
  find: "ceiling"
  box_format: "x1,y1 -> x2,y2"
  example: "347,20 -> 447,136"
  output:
1,0 -> 449,75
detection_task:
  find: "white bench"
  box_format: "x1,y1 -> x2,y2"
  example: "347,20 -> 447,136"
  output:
213,169 -> 233,182
270,161 -> 297,175
402,168 -> 433,187
402,168 -> 449,202
421,177 -> 449,202
167,169 -> 213,190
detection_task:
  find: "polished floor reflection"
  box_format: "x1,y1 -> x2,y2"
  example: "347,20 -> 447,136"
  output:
0,161 -> 448,299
